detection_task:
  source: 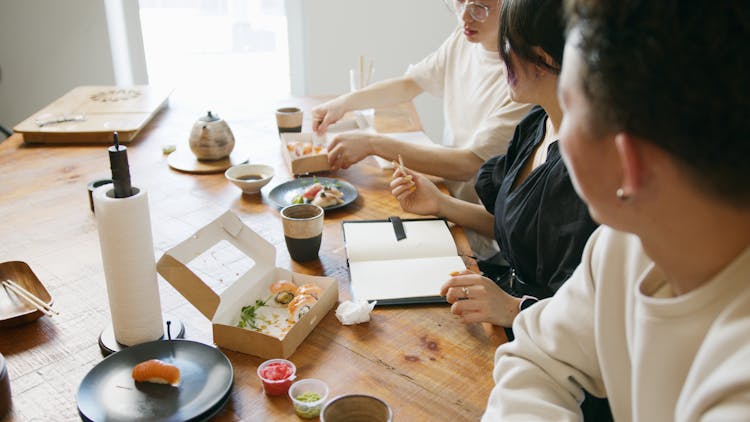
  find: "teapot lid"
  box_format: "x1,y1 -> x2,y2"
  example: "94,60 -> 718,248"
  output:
198,111 -> 221,122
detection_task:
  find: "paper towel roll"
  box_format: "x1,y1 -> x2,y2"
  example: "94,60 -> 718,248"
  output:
93,186 -> 164,346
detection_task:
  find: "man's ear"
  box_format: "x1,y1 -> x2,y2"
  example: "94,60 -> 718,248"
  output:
614,133 -> 642,198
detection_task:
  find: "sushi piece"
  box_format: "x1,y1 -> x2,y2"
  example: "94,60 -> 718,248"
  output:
321,185 -> 344,199
288,294 -> 318,321
270,280 -> 298,305
295,283 -> 323,299
311,189 -> 344,208
132,359 -> 180,386
301,183 -> 324,201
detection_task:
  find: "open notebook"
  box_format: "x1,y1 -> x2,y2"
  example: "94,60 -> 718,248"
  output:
342,218 -> 467,304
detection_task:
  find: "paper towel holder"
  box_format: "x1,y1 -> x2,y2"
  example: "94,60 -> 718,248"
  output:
98,315 -> 186,356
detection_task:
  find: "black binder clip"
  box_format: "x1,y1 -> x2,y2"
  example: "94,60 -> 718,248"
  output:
389,216 -> 406,241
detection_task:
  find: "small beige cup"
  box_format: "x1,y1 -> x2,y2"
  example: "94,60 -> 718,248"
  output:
276,107 -> 303,135
281,204 -> 324,262
321,394 -> 393,422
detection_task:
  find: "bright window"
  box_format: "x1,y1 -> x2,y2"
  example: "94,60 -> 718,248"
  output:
138,0 -> 290,103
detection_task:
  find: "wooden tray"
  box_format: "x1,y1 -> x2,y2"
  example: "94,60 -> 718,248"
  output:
13,85 -> 171,145
0,261 -> 53,328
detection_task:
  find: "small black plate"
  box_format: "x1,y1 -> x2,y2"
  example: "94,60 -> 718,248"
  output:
268,177 -> 358,210
77,340 -> 233,422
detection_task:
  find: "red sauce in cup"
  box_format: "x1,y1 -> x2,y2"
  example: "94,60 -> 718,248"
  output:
257,359 -> 296,396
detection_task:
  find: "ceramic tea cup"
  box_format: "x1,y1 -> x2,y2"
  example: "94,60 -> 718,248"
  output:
280,204 -> 324,262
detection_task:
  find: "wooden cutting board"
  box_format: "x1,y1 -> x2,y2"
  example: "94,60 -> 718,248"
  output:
13,85 -> 171,144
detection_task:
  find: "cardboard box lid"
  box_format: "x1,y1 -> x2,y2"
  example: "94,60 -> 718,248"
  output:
157,211 -> 276,320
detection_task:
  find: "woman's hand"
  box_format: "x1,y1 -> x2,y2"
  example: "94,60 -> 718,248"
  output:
390,166 -> 442,216
440,270 -> 521,327
327,133 -> 375,170
312,97 -> 347,134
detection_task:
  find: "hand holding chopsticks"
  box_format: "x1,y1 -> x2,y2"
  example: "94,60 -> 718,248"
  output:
2,279 -> 59,317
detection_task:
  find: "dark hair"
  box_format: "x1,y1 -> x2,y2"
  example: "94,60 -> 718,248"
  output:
565,0 -> 750,206
499,0 -> 565,83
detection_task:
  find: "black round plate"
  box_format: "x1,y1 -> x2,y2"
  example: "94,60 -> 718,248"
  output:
77,340 -> 233,422
268,177 -> 358,210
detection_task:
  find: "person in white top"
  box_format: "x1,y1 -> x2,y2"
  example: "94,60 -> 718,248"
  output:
483,0 -> 750,420
311,0 -> 531,259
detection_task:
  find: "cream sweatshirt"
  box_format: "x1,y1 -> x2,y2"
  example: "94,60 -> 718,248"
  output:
483,226 -> 750,421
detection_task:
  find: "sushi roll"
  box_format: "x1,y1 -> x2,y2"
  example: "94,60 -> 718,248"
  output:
270,280 -> 298,305
295,283 -> 323,299
288,294 -> 318,321
132,359 -> 180,386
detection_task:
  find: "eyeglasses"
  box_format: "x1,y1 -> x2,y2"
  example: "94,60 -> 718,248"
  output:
443,0 -> 493,23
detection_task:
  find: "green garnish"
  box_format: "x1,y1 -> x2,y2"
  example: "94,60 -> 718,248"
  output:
296,392 -> 322,402
294,391 -> 323,418
237,299 -> 266,329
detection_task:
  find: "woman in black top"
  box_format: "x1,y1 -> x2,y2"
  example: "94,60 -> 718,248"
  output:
391,0 -> 597,329
475,105 -> 597,301
393,2 -> 611,418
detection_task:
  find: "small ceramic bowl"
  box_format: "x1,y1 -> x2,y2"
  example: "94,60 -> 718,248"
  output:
289,378 -> 329,419
321,394 -> 392,422
225,164 -> 274,194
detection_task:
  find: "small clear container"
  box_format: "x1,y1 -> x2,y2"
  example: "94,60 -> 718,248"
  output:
288,378 -> 329,419
257,358 -> 296,396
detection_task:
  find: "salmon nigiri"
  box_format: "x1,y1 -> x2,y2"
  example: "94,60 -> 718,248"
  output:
132,359 -> 181,386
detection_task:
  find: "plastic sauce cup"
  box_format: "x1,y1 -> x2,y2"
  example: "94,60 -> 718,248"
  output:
289,378 -> 329,419
257,359 -> 296,396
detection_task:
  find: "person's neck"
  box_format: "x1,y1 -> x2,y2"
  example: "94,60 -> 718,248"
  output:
637,195 -> 750,296
480,39 -> 499,52
537,92 -> 562,138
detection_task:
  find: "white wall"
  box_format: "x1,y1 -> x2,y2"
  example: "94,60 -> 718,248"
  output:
285,0 -> 456,142
0,0 -> 148,129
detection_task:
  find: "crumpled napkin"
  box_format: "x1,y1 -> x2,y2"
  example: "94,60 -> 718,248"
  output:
335,300 -> 377,325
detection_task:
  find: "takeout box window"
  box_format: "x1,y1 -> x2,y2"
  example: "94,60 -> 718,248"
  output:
157,211 -> 338,359
281,133 -> 331,175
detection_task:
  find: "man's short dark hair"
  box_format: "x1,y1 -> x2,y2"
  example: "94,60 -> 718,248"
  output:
565,1 -> 750,206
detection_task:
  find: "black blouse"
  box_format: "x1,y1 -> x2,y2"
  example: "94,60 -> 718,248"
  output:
475,106 -> 598,299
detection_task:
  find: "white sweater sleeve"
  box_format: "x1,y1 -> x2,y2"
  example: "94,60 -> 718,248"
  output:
483,227 -> 608,421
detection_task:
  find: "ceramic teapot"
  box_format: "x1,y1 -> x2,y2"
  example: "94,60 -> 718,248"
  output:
188,111 -> 235,160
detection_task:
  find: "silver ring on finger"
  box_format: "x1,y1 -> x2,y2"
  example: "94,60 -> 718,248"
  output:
462,286 -> 470,299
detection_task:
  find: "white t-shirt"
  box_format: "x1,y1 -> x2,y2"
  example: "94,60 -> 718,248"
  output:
483,226 -> 750,421
406,27 -> 531,258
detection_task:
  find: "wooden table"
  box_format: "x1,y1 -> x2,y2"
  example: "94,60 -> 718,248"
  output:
0,93 -> 506,421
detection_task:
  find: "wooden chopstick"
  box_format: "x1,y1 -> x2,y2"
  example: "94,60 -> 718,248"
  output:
2,280 -> 58,316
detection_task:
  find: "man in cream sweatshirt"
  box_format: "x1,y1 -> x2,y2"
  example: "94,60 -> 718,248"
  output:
483,0 -> 750,420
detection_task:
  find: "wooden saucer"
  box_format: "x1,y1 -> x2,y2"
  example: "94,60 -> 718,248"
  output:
167,148 -> 248,174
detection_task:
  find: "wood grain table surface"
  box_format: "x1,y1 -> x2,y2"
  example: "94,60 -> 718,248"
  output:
0,92 -> 506,421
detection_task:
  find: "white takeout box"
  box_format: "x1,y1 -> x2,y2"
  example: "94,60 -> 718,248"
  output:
157,210 -> 338,358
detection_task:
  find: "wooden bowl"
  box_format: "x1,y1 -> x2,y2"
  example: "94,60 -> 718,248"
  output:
0,261 -> 53,328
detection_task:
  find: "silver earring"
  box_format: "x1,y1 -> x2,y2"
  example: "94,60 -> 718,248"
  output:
616,188 -> 631,202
